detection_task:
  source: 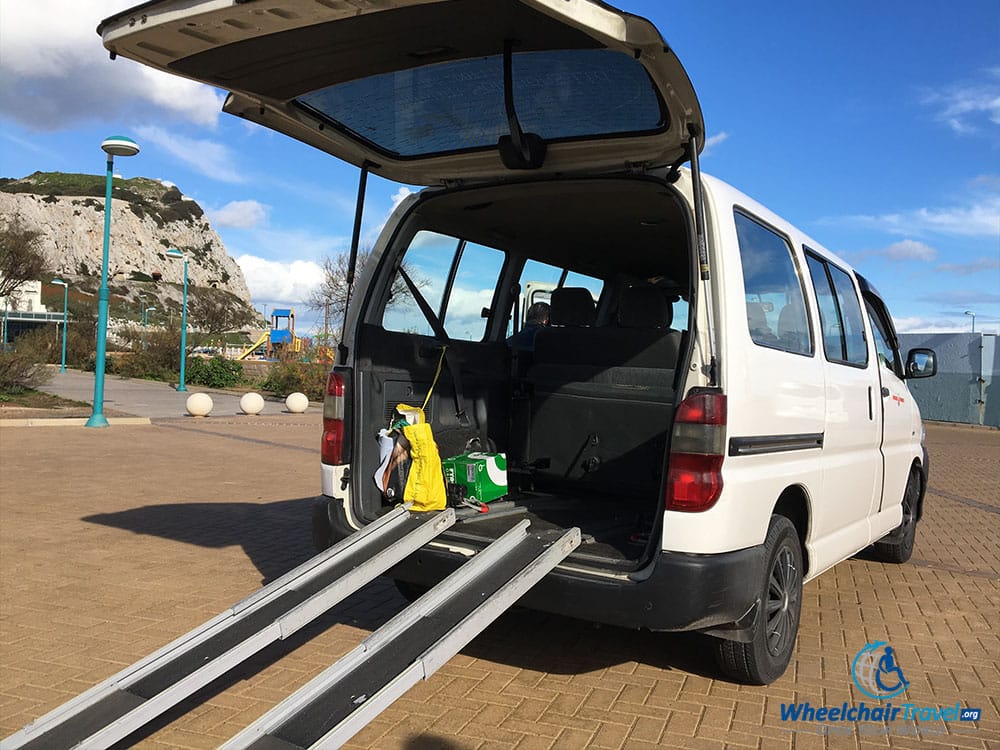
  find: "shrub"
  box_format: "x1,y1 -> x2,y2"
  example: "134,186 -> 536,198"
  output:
106,352 -> 173,381
260,360 -> 327,401
186,356 -> 243,388
0,333 -> 53,391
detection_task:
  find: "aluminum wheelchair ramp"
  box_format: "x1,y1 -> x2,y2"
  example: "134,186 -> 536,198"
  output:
1,506 -> 455,750
220,521 -> 581,750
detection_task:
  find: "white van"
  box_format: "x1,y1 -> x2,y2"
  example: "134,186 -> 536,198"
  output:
102,0 -> 937,684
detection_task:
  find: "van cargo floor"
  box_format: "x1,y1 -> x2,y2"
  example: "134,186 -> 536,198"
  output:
450,495 -> 653,564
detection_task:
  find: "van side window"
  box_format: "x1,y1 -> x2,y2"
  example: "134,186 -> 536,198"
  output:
381,230 -> 505,341
734,211 -> 812,355
805,252 -> 869,367
866,300 -> 901,377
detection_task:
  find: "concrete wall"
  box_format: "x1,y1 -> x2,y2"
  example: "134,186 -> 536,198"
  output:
899,332 -> 999,427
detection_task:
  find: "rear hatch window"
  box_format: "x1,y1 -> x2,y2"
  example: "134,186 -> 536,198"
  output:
298,48 -> 667,158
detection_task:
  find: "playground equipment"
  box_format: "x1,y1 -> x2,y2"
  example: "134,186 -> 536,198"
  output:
238,308 -> 303,360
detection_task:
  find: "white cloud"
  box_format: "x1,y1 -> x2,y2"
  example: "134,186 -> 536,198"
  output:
0,1 -> 223,130
935,256 -> 1000,275
267,177 -> 357,216
243,228 -> 349,262
448,286 -> 493,321
0,130 -> 58,157
703,131 -> 729,156
362,186 -> 419,246
236,255 -> 324,306
876,240 -> 938,262
920,68 -> 1000,136
894,314 -> 1000,335
893,316 -> 977,334
835,191 -> 1000,238
390,187 -> 415,210
919,290 -> 1000,305
209,200 -> 269,229
134,125 -> 246,183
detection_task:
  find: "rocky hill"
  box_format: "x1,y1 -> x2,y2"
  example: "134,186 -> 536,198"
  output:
0,172 -> 254,317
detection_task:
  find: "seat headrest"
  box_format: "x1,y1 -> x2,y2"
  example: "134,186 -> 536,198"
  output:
549,287 -> 596,327
618,286 -> 672,328
746,302 -> 768,329
777,300 -> 805,337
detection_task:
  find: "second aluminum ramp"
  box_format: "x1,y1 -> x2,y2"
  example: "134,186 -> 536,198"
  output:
222,520 -> 581,750
1,506 -> 455,750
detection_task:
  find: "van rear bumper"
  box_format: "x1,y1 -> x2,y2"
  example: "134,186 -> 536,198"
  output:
399,541 -> 764,633
315,496 -> 765,633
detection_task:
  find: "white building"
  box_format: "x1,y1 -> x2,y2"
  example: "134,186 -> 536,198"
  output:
1,277 -> 48,313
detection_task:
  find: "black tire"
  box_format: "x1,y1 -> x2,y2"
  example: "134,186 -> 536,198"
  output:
872,469 -> 920,564
715,515 -> 803,685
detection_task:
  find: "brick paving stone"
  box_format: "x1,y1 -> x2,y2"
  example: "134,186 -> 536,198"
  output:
513,735 -> 556,750
500,717 -> 562,739
626,714 -> 667,744
667,709 -> 702,736
1,420 -> 998,749
550,726 -> 595,748
588,719 -> 631,749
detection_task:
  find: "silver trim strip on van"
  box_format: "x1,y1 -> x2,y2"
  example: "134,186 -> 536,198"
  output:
728,433 -> 824,456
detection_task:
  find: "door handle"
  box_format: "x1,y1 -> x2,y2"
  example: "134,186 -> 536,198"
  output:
881,387 -> 890,398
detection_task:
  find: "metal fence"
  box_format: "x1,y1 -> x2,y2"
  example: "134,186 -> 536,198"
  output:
899,332 -> 998,427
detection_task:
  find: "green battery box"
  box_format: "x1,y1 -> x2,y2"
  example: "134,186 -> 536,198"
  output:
442,452 -> 508,504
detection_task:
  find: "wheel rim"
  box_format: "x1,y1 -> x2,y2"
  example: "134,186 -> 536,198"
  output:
765,543 -> 799,657
902,474 -> 918,527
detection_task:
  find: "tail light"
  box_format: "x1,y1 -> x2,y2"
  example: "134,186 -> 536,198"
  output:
665,390 -> 727,512
321,372 -> 345,465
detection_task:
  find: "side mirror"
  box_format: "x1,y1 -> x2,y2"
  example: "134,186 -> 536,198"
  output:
905,348 -> 937,379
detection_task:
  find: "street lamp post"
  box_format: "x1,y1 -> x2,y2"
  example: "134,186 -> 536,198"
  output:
142,306 -> 157,351
87,135 -> 139,428
166,248 -> 189,391
965,310 -> 976,333
51,279 -> 69,372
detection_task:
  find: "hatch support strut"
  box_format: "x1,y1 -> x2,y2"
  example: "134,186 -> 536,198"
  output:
686,125 -> 718,386
338,161 -> 370,364
498,40 -> 546,170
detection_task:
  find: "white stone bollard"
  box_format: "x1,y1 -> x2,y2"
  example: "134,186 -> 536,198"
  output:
240,392 -> 265,415
186,393 -> 213,417
285,392 -> 309,413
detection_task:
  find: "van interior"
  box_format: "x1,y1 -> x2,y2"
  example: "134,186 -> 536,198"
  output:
351,177 -> 694,572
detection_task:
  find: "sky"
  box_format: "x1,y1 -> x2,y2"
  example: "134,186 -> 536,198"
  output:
1,0 -> 998,336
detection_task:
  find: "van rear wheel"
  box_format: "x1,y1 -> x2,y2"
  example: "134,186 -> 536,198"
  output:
872,469 -> 919,564
715,515 -> 802,685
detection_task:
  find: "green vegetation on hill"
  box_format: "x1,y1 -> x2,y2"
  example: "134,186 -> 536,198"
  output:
0,171 -> 205,225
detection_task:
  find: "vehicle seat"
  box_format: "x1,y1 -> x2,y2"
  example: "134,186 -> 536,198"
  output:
522,285 -> 679,496
617,284 -> 671,328
548,286 -> 596,327
746,301 -> 776,343
777,300 -> 809,352
530,287 -> 596,367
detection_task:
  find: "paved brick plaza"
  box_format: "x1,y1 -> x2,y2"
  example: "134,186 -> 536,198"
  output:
1,416 -> 997,749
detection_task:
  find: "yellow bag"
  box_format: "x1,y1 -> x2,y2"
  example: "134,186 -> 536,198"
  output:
400,421 -> 446,511
372,344 -> 450,513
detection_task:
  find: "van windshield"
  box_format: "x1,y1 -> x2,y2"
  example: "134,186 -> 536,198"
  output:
297,49 -> 667,157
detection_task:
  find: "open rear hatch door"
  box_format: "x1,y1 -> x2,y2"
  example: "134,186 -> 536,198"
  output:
99,0 -> 703,185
